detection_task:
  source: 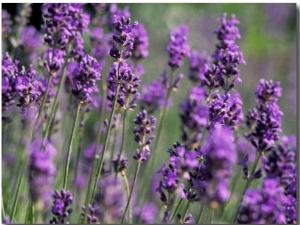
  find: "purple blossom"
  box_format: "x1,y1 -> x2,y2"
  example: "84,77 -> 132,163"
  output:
112,155 -> 129,173
2,9 -> 12,38
81,203 -> 101,224
43,48 -> 65,76
237,179 -> 287,224
90,27 -> 110,67
108,4 -> 131,29
50,189 -> 73,224
202,125 -> 236,204
29,137 -> 56,210
255,79 -> 282,104
189,50 -> 211,84
133,109 -> 156,162
180,86 -> 208,147
94,174 -> 126,223
71,54 -> 102,103
134,203 -> 158,224
132,23 -> 149,61
167,24 -> 191,69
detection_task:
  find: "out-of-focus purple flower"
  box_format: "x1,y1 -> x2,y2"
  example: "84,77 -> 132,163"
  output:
133,109 -> 156,162
167,24 -> 191,69
112,154 -> 129,173
50,189 -> 73,224
81,203 -> 101,224
43,48 -> 65,76
139,72 -> 168,113
90,27 -> 110,67
237,178 -> 287,224
94,174 -> 126,223
108,4 -> 131,29
134,203 -> 158,224
202,125 -> 236,204
255,79 -> 282,104
2,53 -> 19,118
42,3 -> 90,58
132,23 -> 149,61
2,9 -> 12,38
29,137 -> 56,210
180,86 -> 208,147
71,54 -> 102,103
208,91 -> 243,130
189,50 -> 211,84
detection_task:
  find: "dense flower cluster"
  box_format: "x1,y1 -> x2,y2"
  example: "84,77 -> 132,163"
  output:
237,179 -> 287,224
71,54 -> 102,103
167,25 -> 191,69
90,27 -> 110,67
50,189 -> 73,224
188,50 -> 211,84
132,23 -> 149,61
2,9 -> 12,38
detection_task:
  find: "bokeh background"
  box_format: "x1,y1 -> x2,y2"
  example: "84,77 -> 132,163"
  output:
2,3 -> 297,223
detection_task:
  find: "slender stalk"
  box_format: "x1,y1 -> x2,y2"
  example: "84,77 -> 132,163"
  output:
2,197 -> 6,219
82,82 -> 121,224
196,203 -> 205,224
232,152 -> 262,223
33,75 -> 53,141
171,198 -> 183,221
121,172 -> 131,222
121,162 -> 141,224
74,113 -> 85,185
211,207 -> 214,224
62,102 -> 81,190
183,201 -> 191,220
115,109 -> 127,178
109,129 -> 118,172
42,45 -> 71,149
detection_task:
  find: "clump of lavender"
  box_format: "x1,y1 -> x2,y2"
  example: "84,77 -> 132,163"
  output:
201,125 -> 236,206
133,109 -> 156,162
167,24 -> 191,69
81,203 -> 101,224
237,178 -> 287,224
43,48 -> 65,77
133,203 -> 158,224
90,27 -> 110,68
94,174 -> 126,223
246,79 -> 283,153
188,50 -> 211,84
50,189 -> 73,224
29,137 -> 56,210
2,9 -> 12,39
71,54 -> 102,103
180,86 -> 209,148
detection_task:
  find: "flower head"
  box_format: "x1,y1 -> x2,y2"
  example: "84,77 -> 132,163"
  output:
50,189 -> 73,224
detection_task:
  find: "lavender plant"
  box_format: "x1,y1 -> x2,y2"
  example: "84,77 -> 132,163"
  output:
2,3 -> 297,225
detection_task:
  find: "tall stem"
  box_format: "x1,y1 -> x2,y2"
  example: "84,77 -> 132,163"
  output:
121,162 -> 141,224
196,203 -> 205,224
232,152 -> 262,223
42,45 -> 71,149
33,75 -> 53,141
10,167 -> 25,222
109,129 -> 118,172
62,102 -> 81,190
121,172 -> 131,222
182,201 -> 191,221
115,109 -> 127,178
74,114 -> 85,185
171,198 -> 183,221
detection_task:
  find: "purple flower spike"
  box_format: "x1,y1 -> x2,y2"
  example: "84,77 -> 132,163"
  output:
132,23 -> 149,61
189,50 -> 211,84
134,203 -> 158,224
255,79 -> 282,104
167,24 -> 191,69
133,109 -> 156,162
50,189 -> 73,224
2,10 -> 12,38
71,54 -> 102,103
29,137 -> 56,210
238,178 -> 287,224
43,48 -> 65,76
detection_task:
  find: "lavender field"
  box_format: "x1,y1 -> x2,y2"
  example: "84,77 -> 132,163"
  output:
1,3 -> 297,224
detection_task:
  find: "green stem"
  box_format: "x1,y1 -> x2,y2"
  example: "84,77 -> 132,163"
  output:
109,129 -> 118,172
196,203 -> 205,224
63,102 -> 81,190
2,197 -> 6,219
42,45 -> 71,149
121,162 -> 141,224
121,172 -> 131,222
115,109 -> 127,178
232,152 -> 262,223
82,82 -> 121,224
171,198 -> 183,221
33,75 -> 53,141
74,114 -> 85,185
182,201 -> 191,221
211,207 -> 214,224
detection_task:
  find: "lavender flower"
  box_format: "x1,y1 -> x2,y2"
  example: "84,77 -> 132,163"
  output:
29,137 -> 56,210
108,4 -> 131,29
202,125 -> 236,205
167,24 -> 191,69
90,27 -> 110,67
71,54 -> 102,103
188,50 -> 211,84
133,203 -> 158,224
2,9 -> 12,39
180,86 -> 209,148
94,174 -> 126,223
81,203 -> 101,224
133,109 -> 156,162
50,189 -> 73,224
43,48 -> 65,76
112,155 -> 129,173
237,178 -> 287,224
132,23 -> 149,61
